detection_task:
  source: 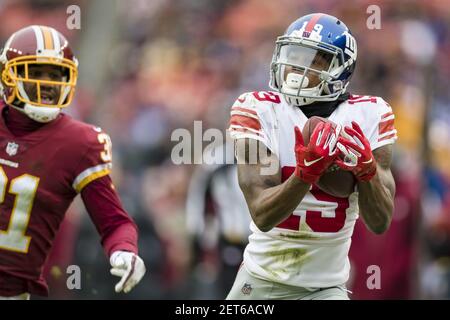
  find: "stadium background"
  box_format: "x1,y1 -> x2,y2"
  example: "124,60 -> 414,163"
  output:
0,0 -> 449,299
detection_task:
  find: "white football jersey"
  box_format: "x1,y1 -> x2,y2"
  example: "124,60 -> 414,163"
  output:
228,91 -> 397,288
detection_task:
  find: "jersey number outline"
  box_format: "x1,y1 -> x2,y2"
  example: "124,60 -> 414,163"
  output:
252,91 -> 281,104
276,166 -> 349,233
98,133 -> 113,163
0,167 -> 39,253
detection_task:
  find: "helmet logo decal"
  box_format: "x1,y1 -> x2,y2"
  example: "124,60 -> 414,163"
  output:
292,22 -> 323,42
344,31 -> 357,59
302,13 -> 323,37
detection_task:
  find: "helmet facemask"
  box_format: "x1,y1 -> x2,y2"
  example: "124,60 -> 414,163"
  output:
270,36 -> 350,106
2,56 -> 77,109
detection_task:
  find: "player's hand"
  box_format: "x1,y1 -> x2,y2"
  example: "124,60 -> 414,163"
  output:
336,121 -> 377,181
110,251 -> 146,293
294,122 -> 340,184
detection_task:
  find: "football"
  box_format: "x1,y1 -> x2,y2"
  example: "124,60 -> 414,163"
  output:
302,116 -> 356,198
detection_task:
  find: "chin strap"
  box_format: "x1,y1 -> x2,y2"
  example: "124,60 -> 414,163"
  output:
23,103 -> 61,122
8,100 -> 60,123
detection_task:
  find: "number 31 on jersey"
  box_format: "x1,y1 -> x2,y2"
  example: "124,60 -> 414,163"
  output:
0,168 -> 39,253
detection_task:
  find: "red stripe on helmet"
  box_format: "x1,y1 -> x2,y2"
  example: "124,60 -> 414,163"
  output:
304,13 -> 323,33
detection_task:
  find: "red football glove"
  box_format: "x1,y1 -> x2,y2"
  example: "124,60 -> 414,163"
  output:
336,121 -> 377,181
294,122 -> 340,184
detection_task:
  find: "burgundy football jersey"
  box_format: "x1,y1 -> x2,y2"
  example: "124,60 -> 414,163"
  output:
0,109 -> 112,296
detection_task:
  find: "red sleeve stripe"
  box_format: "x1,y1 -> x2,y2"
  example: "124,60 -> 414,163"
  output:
228,126 -> 263,138
229,125 -> 263,136
231,109 -> 259,120
379,118 -> 395,135
230,114 -> 261,131
381,111 -> 394,120
379,129 -> 397,138
378,132 -> 397,142
231,106 -> 257,116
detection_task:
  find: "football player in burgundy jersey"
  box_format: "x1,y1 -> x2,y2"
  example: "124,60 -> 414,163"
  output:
227,13 -> 397,299
0,26 -> 145,299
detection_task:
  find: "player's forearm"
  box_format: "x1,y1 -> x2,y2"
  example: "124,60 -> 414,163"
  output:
102,222 -> 138,256
81,175 -> 139,256
357,168 -> 394,234
250,174 -> 311,232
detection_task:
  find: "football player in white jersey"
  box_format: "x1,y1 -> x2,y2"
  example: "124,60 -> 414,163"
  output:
226,13 -> 397,300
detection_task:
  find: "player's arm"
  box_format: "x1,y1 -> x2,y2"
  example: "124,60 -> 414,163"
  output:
236,139 -> 310,232
237,122 -> 339,232
74,129 -> 146,293
336,121 -> 395,234
356,145 -> 395,234
81,176 -> 138,255
81,175 -> 146,294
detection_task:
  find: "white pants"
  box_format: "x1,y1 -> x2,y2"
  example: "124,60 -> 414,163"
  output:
226,266 -> 350,300
0,293 -> 30,300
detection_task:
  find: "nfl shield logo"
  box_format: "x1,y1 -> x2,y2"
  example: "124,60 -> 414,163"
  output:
6,142 -> 19,156
241,283 -> 252,295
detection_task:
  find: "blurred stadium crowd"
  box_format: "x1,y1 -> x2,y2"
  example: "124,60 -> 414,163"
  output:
0,0 -> 449,299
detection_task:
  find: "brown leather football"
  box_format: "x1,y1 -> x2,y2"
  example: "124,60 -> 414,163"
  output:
302,116 -> 356,198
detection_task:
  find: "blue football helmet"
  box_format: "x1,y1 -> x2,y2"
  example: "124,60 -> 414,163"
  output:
269,13 -> 357,106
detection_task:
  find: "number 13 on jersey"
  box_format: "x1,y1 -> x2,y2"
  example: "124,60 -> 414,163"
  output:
277,166 -> 350,233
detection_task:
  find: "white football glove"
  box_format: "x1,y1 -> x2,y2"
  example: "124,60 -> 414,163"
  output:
109,251 -> 146,293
